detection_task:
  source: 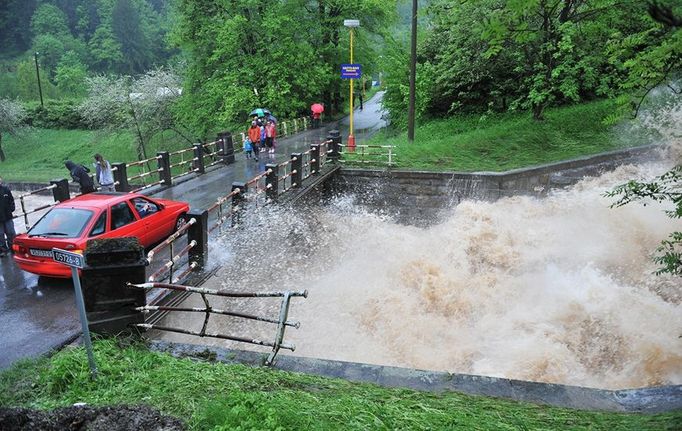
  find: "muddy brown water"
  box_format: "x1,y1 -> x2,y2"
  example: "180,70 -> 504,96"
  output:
155,158 -> 682,390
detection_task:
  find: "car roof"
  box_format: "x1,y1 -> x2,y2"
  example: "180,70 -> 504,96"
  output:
56,192 -> 146,210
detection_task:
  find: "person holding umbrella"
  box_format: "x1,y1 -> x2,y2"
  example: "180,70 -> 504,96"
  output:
311,103 -> 324,129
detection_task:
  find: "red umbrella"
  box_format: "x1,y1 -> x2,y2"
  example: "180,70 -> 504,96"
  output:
311,103 -> 324,114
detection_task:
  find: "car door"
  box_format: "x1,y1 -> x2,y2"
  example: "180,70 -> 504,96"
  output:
130,197 -> 167,244
109,200 -> 148,244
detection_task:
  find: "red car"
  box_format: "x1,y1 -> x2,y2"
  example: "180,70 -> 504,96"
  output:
13,192 -> 189,278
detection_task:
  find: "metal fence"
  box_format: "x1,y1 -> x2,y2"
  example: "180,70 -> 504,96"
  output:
146,217 -> 198,284
129,281 -> 307,365
338,143 -> 396,166
13,184 -> 61,233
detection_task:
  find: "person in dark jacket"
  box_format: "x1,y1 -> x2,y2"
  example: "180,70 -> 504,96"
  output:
65,160 -> 95,194
0,177 -> 16,257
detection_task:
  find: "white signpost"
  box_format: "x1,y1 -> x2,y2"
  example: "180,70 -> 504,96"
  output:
52,248 -> 97,379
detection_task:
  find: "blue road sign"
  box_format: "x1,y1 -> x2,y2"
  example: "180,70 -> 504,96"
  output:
341,64 -> 362,79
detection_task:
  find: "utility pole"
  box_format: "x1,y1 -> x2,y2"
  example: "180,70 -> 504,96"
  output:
34,52 -> 44,107
407,0 -> 418,142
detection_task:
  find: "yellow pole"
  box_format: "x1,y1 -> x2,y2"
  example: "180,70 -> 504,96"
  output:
349,27 -> 354,139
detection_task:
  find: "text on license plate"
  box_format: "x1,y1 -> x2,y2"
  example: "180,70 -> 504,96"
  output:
29,249 -> 53,258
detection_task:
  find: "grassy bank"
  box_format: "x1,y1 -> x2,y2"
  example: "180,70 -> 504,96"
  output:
1,340 -> 679,430
368,99 -> 656,171
0,129 -> 190,183
0,99 -> 660,182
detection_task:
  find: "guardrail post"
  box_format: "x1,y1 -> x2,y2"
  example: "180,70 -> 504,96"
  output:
187,209 -> 208,270
218,131 -> 235,164
50,178 -> 70,202
231,182 -> 247,227
81,237 -> 146,335
265,164 -> 279,201
328,130 -> 341,162
216,133 -> 227,165
310,144 -> 321,175
112,162 -> 130,192
291,153 -> 302,188
157,151 -> 172,187
193,144 -> 205,174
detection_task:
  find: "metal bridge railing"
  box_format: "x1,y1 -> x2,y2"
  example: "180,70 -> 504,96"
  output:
13,184 -> 60,233
207,188 -> 242,234
168,147 -> 198,180
146,217 -> 198,284
128,281 -> 308,365
338,144 -> 396,167
278,116 -> 310,138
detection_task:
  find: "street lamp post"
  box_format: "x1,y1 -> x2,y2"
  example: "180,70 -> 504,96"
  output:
344,19 -> 360,149
34,52 -> 44,107
407,0 -> 418,142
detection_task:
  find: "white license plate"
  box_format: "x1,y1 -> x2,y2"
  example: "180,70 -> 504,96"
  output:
29,249 -> 53,258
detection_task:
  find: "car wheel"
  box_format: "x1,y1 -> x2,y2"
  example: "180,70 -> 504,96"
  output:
175,214 -> 187,231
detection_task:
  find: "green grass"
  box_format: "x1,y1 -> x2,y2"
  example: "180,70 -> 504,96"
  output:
0,99 -> 660,182
366,99 -> 657,172
0,129 -> 191,183
1,339 -> 680,430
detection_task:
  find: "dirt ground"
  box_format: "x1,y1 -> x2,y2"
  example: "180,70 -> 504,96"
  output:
0,405 -> 185,430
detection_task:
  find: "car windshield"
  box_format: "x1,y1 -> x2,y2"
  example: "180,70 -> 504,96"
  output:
28,208 -> 94,238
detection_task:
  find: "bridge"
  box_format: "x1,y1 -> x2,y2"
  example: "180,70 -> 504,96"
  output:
0,93 -> 388,369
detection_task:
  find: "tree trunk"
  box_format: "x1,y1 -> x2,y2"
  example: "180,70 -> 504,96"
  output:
0,133 -> 5,162
127,96 -> 149,160
532,102 -> 545,121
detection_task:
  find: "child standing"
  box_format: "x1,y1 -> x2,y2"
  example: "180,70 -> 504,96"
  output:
243,138 -> 253,159
259,123 -> 267,153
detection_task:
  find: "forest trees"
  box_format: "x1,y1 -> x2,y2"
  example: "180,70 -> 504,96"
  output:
0,0 -> 174,100
383,0 -> 680,126
173,0 -> 393,136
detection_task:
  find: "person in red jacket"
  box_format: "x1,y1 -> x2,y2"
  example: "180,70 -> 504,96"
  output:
247,121 -> 261,161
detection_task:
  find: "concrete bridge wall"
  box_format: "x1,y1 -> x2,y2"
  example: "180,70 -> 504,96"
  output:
332,145 -> 662,224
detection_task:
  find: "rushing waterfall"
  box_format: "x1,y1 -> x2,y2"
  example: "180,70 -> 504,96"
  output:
159,156 -> 681,390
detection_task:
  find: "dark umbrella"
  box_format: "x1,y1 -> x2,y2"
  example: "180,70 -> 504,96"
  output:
249,108 -> 265,117
311,103 -> 324,114
266,114 -> 277,123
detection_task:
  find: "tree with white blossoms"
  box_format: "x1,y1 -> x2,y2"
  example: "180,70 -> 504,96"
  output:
79,68 -> 192,163
0,98 -> 27,162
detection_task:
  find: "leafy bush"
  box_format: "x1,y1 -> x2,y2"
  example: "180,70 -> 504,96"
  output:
23,99 -> 89,129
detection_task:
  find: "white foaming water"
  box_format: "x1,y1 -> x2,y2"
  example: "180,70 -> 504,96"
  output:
160,160 -> 681,390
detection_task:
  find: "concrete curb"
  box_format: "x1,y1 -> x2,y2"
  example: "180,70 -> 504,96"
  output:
149,340 -> 682,413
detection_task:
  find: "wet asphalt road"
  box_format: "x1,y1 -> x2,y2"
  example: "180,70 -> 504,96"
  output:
0,92 -> 386,370
0,260 -> 79,369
